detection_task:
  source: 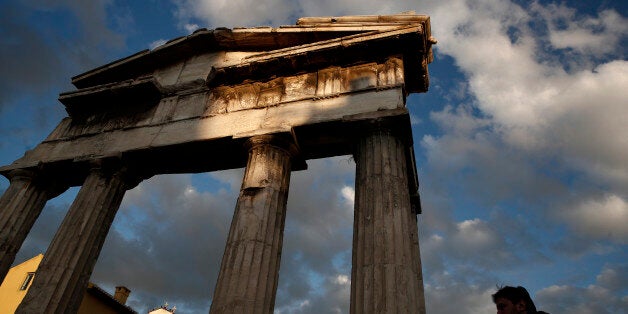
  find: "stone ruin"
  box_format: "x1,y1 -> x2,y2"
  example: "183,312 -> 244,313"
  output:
0,12 -> 435,313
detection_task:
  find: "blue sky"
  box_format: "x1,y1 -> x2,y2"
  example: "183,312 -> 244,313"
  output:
1,1 -> 627,313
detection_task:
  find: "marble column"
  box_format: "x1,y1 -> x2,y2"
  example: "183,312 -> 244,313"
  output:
351,128 -> 425,314
16,163 -> 137,314
210,135 -> 296,314
0,170 -> 55,283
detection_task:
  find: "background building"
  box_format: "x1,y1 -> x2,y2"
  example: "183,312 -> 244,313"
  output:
0,255 -> 136,314
0,254 -> 42,313
148,303 -> 177,314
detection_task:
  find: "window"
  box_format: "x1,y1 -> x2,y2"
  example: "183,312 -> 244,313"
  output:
20,273 -> 35,290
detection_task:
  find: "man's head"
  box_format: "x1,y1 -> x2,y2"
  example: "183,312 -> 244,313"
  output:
492,286 -> 537,314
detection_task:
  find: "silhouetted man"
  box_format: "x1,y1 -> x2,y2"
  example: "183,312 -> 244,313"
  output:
492,286 -> 549,314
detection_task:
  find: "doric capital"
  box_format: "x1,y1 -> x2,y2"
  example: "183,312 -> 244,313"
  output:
244,133 -> 300,158
362,118 -> 410,142
87,158 -> 147,190
6,169 -> 38,182
6,168 -> 69,199
244,133 -> 307,171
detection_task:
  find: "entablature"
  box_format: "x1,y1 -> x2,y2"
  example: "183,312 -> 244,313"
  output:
1,13 -> 431,212
57,57 -> 405,132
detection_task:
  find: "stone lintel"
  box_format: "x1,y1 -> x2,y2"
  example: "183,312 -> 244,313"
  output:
0,111 -> 418,203
1,88 -> 405,180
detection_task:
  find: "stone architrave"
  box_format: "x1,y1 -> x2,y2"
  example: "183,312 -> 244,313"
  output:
16,163 -> 137,314
210,135 -> 296,314
0,170 -> 54,283
351,127 -> 426,314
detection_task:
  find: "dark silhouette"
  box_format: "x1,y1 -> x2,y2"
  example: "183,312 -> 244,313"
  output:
492,286 -> 549,314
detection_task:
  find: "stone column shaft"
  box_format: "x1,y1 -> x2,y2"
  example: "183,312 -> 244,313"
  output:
0,170 -> 50,283
210,135 -> 294,314
16,166 -> 130,314
351,129 -> 425,314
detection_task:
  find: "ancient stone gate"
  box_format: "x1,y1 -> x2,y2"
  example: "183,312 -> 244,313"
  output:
0,13 -> 434,313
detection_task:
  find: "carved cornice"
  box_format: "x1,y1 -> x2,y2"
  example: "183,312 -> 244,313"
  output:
70,13 -> 433,91
207,26 -> 429,92
59,76 -> 163,118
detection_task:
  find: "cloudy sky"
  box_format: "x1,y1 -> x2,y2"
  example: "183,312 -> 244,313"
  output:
1,0 -> 627,313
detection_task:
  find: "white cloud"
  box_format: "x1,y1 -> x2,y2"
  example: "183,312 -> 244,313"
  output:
537,279 -> 627,313
184,23 -> 200,33
561,194 -> 628,243
275,299 -> 312,314
547,61 -> 628,188
335,274 -> 350,285
596,264 -> 628,291
425,0 -> 628,195
149,39 -> 168,50
340,185 -> 354,206
533,3 -> 628,56
425,280 -> 496,314
410,113 -> 422,125
453,219 -> 498,251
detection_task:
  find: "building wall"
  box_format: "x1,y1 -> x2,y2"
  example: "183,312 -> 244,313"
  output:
0,254 -> 42,313
149,308 -> 175,314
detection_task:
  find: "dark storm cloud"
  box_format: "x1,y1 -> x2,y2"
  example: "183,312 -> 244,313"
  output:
89,173 -> 237,313
0,2 -> 65,112
275,157 -> 355,313
19,0 -> 125,51
86,157 -> 356,313
12,200 -> 71,264
0,1 -> 125,111
0,1 -> 130,163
